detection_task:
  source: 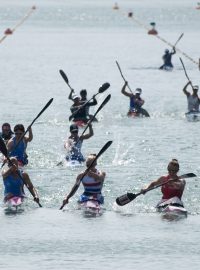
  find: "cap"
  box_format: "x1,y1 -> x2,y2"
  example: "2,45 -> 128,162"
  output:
72,94 -> 79,100
165,49 -> 169,53
193,85 -> 199,91
135,88 -> 142,94
70,124 -> 78,132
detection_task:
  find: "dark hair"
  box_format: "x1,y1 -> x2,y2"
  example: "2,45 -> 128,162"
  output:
2,123 -> 11,129
14,124 -> 25,133
80,89 -> 87,96
167,159 -> 179,170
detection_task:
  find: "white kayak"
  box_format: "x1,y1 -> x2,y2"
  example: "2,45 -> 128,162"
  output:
78,200 -> 102,216
156,197 -> 187,219
185,111 -> 200,122
4,196 -> 24,214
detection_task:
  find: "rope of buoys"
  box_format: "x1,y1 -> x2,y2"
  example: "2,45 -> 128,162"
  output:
0,6 -> 36,44
114,7 -> 199,67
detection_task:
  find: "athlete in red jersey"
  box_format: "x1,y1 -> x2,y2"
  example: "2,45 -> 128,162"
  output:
141,159 -> 186,201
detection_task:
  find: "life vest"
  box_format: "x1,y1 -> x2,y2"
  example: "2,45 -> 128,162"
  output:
161,175 -> 183,200
3,170 -> 25,199
9,137 -> 28,165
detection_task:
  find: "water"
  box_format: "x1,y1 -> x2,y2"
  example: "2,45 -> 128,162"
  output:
1,0 -> 200,269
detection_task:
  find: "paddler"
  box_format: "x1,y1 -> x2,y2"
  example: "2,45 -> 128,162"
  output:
183,82 -> 200,113
68,89 -> 97,123
141,159 -> 186,207
159,47 -> 176,70
7,124 -> 33,166
0,123 -> 14,144
2,157 -> 40,204
62,153 -> 106,206
121,81 -> 150,117
64,123 -> 93,163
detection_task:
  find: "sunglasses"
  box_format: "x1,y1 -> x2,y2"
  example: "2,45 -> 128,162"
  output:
14,132 -> 23,135
168,169 -> 178,172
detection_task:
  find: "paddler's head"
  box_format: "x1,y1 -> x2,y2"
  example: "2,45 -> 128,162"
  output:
14,124 -> 25,138
70,124 -> 79,135
135,88 -> 142,96
80,89 -> 87,99
86,154 -> 97,168
167,159 -> 179,175
193,85 -> 199,93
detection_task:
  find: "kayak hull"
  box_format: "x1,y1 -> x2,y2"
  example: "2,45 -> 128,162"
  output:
4,196 -> 24,213
156,197 -> 187,219
79,200 -> 102,216
185,111 -> 200,122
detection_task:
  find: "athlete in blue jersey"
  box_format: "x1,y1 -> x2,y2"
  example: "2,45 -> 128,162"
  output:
159,47 -> 176,70
2,157 -> 40,204
64,123 -> 93,163
7,124 -> 33,166
121,81 -> 150,117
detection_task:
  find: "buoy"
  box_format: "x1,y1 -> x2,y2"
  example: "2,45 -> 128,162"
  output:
113,3 -> 119,10
4,28 -> 13,35
128,12 -> 133,17
148,22 -> 158,35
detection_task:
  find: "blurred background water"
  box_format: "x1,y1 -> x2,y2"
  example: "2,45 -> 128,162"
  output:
1,0 -> 200,269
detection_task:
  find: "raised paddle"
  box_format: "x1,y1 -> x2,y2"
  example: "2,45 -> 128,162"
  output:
179,57 -> 193,87
11,98 -> 53,153
59,70 -> 74,91
59,140 -> 113,210
116,173 -> 196,206
173,33 -> 184,48
116,61 -> 133,93
69,82 -> 110,121
56,94 -> 111,166
0,137 -> 42,207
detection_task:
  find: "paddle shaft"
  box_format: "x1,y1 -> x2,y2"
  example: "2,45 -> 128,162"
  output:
116,61 -> 133,94
173,33 -> 184,48
60,140 -> 112,210
179,57 -> 193,86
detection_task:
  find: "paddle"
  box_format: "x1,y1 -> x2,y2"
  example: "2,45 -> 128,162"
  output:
69,82 -> 110,121
59,70 -> 74,91
11,98 -> 53,153
0,137 -> 42,207
173,33 -> 184,48
179,57 -> 193,86
59,140 -> 113,210
116,61 -> 133,93
116,173 -> 196,206
56,94 -> 111,166
76,94 -> 111,143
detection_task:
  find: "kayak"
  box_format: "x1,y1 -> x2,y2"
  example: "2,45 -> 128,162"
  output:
185,111 -> 200,122
156,197 -> 187,219
127,109 -> 150,118
78,200 -> 102,216
159,65 -> 173,71
4,196 -> 24,213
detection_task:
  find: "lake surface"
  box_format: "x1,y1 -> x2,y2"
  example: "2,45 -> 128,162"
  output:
1,0 -> 200,269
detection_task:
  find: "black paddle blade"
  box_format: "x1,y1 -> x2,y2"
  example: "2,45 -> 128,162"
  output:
116,193 -> 137,206
99,82 -> 110,93
0,137 -> 8,157
59,69 -> 69,84
182,173 -> 196,178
